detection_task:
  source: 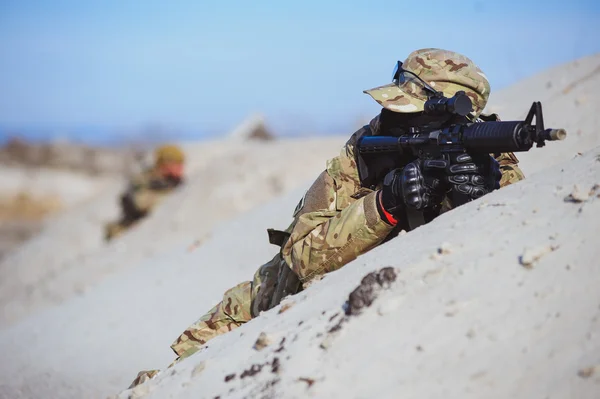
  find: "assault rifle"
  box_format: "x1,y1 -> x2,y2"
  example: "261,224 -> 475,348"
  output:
358,91 -> 565,160
357,88 -> 566,228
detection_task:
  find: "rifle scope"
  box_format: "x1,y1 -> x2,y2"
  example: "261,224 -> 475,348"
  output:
424,91 -> 472,117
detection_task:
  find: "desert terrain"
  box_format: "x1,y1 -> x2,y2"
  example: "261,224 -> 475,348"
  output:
0,54 -> 598,399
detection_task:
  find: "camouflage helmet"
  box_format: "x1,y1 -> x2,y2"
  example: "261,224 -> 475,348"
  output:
364,48 -> 490,117
154,144 -> 185,165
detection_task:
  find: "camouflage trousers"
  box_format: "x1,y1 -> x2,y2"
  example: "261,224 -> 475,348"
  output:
104,219 -> 139,241
171,280 -> 254,357
128,280 -> 255,388
171,251 -> 302,356
129,253 -> 301,388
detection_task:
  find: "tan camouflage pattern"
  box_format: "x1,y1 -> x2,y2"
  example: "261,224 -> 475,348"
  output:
104,221 -> 136,241
364,48 -> 490,117
128,267 -> 270,388
281,139 -> 395,282
154,144 -> 185,165
128,369 -> 160,389
128,111 -> 524,390
127,170 -> 175,213
496,152 -> 525,186
170,281 -> 253,357
128,186 -> 165,214
148,137 -> 524,372
104,170 -> 178,241
281,133 -> 523,283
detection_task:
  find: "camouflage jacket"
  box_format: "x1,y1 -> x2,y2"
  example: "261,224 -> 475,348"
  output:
119,169 -> 182,222
281,118 -> 525,284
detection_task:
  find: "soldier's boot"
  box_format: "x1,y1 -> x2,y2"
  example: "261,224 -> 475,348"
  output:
126,281 -> 254,389
104,221 -> 126,241
170,280 -> 254,358
126,254 -> 297,390
128,370 -> 160,389
168,253 -> 291,359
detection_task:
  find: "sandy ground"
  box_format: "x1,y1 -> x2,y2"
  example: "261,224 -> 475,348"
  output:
1,166 -> 117,208
485,53 -> 600,175
0,187 -> 307,399
0,54 -> 598,399
0,167 -> 119,259
0,137 -> 345,327
114,145 -> 600,399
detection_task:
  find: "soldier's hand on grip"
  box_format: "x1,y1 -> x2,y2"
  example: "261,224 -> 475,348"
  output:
442,153 -> 501,200
380,160 -> 444,217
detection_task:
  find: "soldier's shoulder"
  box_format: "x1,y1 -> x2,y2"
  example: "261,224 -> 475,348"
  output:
329,130 -> 363,182
130,169 -> 164,189
495,152 -> 520,166
499,163 -> 526,187
344,121 -> 376,153
478,112 -> 501,122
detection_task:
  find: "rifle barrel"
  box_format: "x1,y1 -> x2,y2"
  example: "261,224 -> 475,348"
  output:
544,129 -> 567,141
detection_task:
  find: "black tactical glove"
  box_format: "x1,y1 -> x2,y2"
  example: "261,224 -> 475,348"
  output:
444,153 -> 501,200
379,153 -> 501,217
380,160 -> 445,217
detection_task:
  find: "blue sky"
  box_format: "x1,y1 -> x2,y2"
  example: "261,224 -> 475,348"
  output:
0,0 -> 599,142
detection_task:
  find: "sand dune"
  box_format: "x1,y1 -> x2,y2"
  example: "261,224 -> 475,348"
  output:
486,53 -> 600,174
0,137 -> 345,328
0,54 -> 598,399
115,145 -> 600,399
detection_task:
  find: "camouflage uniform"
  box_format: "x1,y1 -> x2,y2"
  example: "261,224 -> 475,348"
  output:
104,145 -> 185,241
128,49 -> 525,388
